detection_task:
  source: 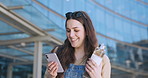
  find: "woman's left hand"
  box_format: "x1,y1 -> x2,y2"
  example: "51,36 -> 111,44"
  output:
85,58 -> 102,78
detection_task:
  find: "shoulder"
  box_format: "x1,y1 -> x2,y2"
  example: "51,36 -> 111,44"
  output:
102,55 -> 110,65
101,55 -> 111,78
102,55 -> 110,62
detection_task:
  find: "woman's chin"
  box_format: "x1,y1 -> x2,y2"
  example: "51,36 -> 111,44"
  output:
71,44 -> 77,48
71,45 -> 76,48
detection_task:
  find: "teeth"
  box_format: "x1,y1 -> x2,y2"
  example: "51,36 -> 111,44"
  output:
71,39 -> 77,42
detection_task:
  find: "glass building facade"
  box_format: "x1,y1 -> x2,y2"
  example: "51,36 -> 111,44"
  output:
0,0 -> 148,78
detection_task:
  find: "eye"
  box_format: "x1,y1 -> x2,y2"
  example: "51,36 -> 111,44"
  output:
66,29 -> 70,32
74,29 -> 79,32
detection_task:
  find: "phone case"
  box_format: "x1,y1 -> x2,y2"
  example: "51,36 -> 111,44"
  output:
45,53 -> 64,73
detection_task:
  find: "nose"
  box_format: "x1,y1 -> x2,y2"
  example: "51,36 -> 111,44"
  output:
69,31 -> 75,38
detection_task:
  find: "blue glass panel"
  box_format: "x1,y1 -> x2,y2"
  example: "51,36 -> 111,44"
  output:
118,0 -> 126,15
0,0 -> 29,6
123,21 -> 132,43
63,0 -> 75,12
95,8 -> 105,34
25,0 -> 32,3
48,28 -> 66,41
86,1 -> 106,34
37,0 -> 49,7
106,38 -> 117,49
0,21 -> 20,33
106,12 -> 115,38
13,5 -> 57,30
143,8 -> 148,24
95,0 -> 105,5
102,0 -> 148,27
112,0 -> 121,13
139,26 -> 148,40
114,18 -> 124,41
96,35 -> 107,45
42,46 -> 53,54
20,47 -> 34,53
136,4 -> 147,24
21,56 -> 33,61
14,42 -> 54,54
95,9 -> 101,27
18,42 -> 34,53
142,0 -> 148,3
49,0 -> 63,14
85,0 -> 96,27
32,1 -> 49,18
97,33 -> 148,69
75,0 -> 85,11
0,48 -> 29,56
116,43 -> 131,66
107,40 -> 117,61
48,12 -> 64,29
0,33 -> 30,40
120,0 -> 131,18
130,1 -> 140,23
128,0 -> 147,25
105,0 -> 113,10
131,24 -> 142,42
85,0 -> 95,14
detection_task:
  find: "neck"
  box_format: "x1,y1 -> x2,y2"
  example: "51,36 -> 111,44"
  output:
74,46 -> 85,60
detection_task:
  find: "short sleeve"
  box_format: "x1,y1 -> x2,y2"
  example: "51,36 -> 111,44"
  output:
101,55 -> 111,78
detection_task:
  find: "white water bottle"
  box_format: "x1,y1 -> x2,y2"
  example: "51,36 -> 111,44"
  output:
91,44 -> 106,65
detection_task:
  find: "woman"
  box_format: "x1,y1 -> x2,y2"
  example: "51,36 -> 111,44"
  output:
44,11 -> 111,78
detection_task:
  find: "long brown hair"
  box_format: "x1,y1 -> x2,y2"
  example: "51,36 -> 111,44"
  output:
53,11 -> 98,78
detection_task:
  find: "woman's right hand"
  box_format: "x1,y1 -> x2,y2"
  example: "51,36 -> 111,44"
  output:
47,61 -> 58,78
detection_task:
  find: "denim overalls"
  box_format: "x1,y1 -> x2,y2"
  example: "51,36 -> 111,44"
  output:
64,64 -> 90,78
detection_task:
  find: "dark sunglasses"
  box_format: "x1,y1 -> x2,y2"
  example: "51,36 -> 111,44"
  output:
65,11 -> 87,19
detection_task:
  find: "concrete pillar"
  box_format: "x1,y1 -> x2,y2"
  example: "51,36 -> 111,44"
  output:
7,65 -> 13,78
33,41 -> 42,78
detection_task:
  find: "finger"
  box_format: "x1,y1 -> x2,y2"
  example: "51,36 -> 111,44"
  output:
98,63 -> 102,72
85,64 -> 93,73
47,61 -> 54,66
50,62 -> 58,71
87,60 -> 95,70
53,65 -> 58,73
99,62 -> 102,67
85,65 -> 94,77
47,62 -> 54,69
48,62 -> 56,70
89,58 -> 98,67
50,63 -> 58,73
48,62 -> 58,75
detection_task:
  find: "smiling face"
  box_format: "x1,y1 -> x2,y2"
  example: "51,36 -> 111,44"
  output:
66,19 -> 86,48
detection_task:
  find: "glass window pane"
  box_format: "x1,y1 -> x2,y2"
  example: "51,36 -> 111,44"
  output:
106,13 -> 115,38
123,21 -> 132,43
131,24 -> 141,42
0,21 -> 20,33
114,18 -> 124,41
0,34 -> 30,40
63,0 -> 75,12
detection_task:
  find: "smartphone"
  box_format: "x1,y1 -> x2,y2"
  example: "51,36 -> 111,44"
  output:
45,53 -> 64,73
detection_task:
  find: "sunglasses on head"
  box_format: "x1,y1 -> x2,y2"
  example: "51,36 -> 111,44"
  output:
65,11 -> 87,19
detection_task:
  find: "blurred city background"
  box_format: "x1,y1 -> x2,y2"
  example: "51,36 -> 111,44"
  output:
0,0 -> 148,78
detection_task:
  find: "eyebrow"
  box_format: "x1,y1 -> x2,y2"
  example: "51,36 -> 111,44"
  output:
66,27 -> 79,29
